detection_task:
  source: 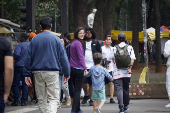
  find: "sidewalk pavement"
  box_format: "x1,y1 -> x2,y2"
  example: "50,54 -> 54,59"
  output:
5,98 -> 170,113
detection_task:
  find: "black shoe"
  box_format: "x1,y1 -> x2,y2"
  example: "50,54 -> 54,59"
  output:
110,98 -> 115,103
119,105 -> 124,113
89,99 -> 93,106
21,101 -> 26,106
11,101 -> 18,106
124,106 -> 129,112
119,108 -> 124,113
81,96 -> 89,104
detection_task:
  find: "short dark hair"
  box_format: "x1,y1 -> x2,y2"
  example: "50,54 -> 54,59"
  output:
105,35 -> 113,41
20,33 -> 28,40
93,52 -> 102,65
64,32 -> 71,41
85,27 -> 96,39
40,17 -> 52,30
118,32 -> 126,42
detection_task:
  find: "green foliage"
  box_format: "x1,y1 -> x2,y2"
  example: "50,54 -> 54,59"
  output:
4,0 -> 25,24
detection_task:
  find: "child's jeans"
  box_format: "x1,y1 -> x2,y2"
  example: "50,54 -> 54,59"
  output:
59,75 -> 70,100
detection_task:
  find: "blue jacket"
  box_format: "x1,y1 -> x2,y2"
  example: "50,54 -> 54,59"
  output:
86,66 -> 113,90
23,31 -> 70,78
13,41 -> 29,67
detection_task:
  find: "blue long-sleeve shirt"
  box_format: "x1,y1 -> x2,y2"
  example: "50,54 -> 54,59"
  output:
23,31 -> 70,78
13,41 -> 29,67
86,66 -> 113,90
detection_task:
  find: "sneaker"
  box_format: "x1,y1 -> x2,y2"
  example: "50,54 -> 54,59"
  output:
57,103 -> 61,109
110,98 -> 115,103
66,97 -> 71,106
95,107 -> 101,113
165,103 -> 170,108
81,96 -> 89,104
89,99 -> 94,106
124,106 -> 129,112
119,108 -> 124,113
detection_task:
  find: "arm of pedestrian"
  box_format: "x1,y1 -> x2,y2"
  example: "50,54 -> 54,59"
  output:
4,56 -> 14,103
13,45 -> 21,60
86,69 -> 92,77
127,59 -> 135,74
25,77 -> 32,87
104,68 -> 113,81
63,76 -> 70,84
84,70 -> 87,76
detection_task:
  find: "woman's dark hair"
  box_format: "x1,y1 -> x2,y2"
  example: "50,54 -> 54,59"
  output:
84,27 -> 96,39
20,33 -> 29,40
64,32 -> 71,41
74,27 -> 85,47
40,17 -> 52,30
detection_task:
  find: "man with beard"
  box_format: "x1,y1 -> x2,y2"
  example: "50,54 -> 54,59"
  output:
82,27 -> 102,106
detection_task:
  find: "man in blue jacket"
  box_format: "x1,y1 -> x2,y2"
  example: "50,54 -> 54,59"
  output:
24,17 -> 70,113
12,33 -> 29,106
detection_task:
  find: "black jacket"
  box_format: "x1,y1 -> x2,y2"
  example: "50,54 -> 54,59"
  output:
84,39 -> 102,54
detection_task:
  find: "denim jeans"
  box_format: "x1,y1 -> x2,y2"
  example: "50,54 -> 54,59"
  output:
0,97 -> 5,113
70,68 -> 84,112
59,75 -> 70,99
12,67 -> 28,102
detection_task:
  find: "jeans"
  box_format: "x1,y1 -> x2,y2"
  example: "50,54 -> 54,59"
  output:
0,97 -> 5,113
34,72 -> 59,113
70,68 -> 84,112
59,75 -> 70,99
12,67 -> 28,102
114,78 -> 130,108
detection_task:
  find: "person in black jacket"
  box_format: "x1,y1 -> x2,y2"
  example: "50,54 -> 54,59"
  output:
82,27 -> 102,106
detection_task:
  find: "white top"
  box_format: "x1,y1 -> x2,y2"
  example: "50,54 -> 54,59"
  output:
87,13 -> 94,28
112,42 -> 136,80
101,46 -> 114,72
85,41 -> 94,69
164,40 -> 170,66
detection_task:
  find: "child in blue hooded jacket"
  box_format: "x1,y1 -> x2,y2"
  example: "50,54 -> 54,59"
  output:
86,52 -> 113,113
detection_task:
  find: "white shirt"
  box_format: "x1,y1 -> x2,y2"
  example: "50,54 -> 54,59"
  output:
164,40 -> 170,66
112,42 -> 136,80
85,41 -> 94,69
101,46 -> 114,72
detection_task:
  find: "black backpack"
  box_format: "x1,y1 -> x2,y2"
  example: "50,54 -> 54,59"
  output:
115,45 -> 131,69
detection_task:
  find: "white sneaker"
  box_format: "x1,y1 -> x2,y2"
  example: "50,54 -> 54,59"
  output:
165,103 -> 170,108
95,107 -> 101,113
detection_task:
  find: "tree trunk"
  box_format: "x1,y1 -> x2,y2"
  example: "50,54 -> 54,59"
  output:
87,0 -> 97,14
93,0 -> 106,40
147,0 -> 153,28
114,0 -> 124,30
132,0 -> 140,68
154,0 -> 162,72
94,0 -> 117,40
103,0 -> 117,38
73,0 -> 87,30
1,0 -> 4,18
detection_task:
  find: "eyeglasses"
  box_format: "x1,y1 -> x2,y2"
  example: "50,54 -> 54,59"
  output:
78,33 -> 85,35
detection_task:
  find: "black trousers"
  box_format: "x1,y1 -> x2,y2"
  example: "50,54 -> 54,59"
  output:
114,78 -> 130,108
70,68 -> 84,112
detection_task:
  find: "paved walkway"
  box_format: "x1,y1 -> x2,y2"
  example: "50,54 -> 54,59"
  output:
5,98 -> 170,113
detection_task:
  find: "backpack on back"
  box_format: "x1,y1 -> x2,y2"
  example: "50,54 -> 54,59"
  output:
115,45 -> 131,69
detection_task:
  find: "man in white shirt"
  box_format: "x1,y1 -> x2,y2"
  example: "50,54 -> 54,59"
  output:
101,35 -> 115,103
113,33 -> 136,113
164,40 -> 170,108
82,27 -> 102,106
